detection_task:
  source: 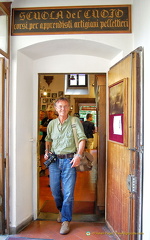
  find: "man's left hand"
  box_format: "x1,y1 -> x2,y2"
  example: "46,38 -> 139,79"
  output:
70,155 -> 81,168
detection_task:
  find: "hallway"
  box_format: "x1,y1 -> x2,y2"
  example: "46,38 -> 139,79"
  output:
6,149 -> 116,239
4,149 -> 117,239
38,149 -> 98,219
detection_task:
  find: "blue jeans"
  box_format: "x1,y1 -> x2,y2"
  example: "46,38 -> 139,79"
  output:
49,158 -> 77,222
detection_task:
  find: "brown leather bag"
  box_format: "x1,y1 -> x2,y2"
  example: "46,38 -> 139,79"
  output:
71,117 -> 93,172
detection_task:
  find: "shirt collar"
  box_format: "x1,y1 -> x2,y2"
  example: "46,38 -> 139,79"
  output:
57,115 -> 71,125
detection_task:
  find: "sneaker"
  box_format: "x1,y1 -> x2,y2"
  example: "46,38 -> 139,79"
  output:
57,211 -> 62,223
60,221 -> 70,235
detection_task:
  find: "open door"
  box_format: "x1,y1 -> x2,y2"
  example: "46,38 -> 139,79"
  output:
106,47 -> 144,240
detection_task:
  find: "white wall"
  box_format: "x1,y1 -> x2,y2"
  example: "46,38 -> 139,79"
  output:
10,51 -> 34,228
133,1 -> 150,239
10,0 -> 135,231
12,0 -> 132,8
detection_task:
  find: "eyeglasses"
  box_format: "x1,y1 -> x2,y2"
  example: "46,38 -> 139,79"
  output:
56,105 -> 69,109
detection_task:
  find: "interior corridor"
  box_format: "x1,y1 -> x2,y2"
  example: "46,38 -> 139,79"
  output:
6,149 -> 116,240
3,150 -> 117,239
38,149 -> 99,220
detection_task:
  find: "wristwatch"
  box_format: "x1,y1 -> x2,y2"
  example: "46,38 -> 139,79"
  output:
74,153 -> 82,159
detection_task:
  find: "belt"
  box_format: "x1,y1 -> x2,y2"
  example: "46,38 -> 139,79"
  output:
57,153 -> 75,159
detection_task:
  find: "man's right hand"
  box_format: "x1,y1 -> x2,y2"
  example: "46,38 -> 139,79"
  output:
44,153 -> 49,160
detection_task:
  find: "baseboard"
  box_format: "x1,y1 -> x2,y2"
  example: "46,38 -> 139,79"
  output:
9,215 -> 33,234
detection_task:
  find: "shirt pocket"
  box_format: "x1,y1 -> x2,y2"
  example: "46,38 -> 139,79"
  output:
64,131 -> 74,147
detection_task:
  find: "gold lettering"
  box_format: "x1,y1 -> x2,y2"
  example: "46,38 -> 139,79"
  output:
19,12 -> 26,21
49,11 -> 56,19
29,23 -> 39,30
84,10 -> 91,18
14,22 -> 28,30
26,12 -> 33,21
100,19 -> 129,29
99,21 -> 106,29
109,9 -> 116,18
77,10 -> 82,18
92,10 -> 99,18
41,11 -> 49,20
115,9 -> 124,18
13,6 -> 130,33
66,11 -> 72,19
57,11 -> 63,19
66,10 -> 81,19
101,10 -> 109,18
33,11 -> 41,20
74,20 -> 98,29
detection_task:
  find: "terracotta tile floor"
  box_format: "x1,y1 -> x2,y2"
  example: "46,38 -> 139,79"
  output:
39,149 -> 98,217
1,149 -> 117,239
11,220 -> 117,240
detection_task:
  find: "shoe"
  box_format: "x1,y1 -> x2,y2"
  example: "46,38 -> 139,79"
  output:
60,221 -> 70,235
57,211 -> 61,223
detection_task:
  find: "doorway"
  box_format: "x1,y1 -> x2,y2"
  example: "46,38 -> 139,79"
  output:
37,73 -> 104,221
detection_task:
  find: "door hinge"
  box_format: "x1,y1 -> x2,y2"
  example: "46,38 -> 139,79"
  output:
128,145 -> 144,154
127,174 -> 137,193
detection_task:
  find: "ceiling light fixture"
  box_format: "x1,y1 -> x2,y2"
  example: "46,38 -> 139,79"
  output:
70,75 -> 75,80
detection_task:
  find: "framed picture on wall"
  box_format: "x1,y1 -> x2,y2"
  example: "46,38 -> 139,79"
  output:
58,91 -> 63,97
64,95 -> 70,100
42,98 -> 48,103
47,92 -> 51,97
109,78 -> 128,145
52,93 -> 57,98
42,105 -> 47,111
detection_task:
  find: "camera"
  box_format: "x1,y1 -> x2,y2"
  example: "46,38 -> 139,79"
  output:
44,152 -> 57,168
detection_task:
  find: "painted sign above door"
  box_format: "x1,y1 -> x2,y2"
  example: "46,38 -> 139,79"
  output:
11,5 -> 131,35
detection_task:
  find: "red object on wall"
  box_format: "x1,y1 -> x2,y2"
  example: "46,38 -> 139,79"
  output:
109,114 -> 123,143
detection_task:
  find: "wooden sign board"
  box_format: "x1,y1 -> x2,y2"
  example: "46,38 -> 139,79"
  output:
12,5 -> 131,35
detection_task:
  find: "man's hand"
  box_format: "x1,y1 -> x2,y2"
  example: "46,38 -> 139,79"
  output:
70,154 -> 81,168
44,153 -> 49,160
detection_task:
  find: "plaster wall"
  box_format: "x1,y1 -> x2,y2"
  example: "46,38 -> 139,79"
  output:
10,0 -> 142,233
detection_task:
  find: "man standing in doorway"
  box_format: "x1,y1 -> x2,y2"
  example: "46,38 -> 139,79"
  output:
82,113 -> 95,152
44,97 -> 86,235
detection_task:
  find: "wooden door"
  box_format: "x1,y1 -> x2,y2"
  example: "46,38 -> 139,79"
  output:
106,48 -> 144,240
0,58 -> 5,234
95,74 -> 106,211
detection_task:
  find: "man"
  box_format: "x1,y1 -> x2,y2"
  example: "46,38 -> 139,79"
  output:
44,97 -> 86,235
82,113 -> 95,152
39,105 -> 55,176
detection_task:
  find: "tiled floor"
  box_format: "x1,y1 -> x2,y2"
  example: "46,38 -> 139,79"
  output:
8,220 -> 117,240
0,149 -> 117,239
39,149 -> 98,217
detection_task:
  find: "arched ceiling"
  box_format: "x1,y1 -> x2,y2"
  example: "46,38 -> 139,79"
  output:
20,38 -> 121,60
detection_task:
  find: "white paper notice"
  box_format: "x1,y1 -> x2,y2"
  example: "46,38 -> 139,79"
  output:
113,116 -> 122,135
